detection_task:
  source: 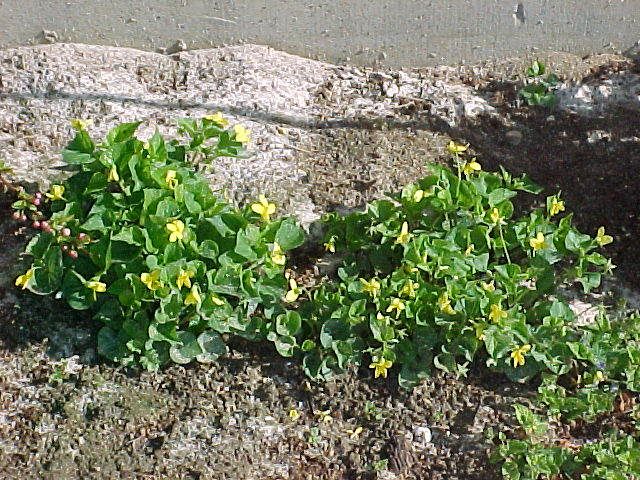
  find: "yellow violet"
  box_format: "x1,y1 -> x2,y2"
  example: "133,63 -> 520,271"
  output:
107,166 -> 119,182
204,112 -> 228,126
271,242 -> 286,265
481,281 -> 496,292
447,141 -> 468,154
166,219 -> 185,242
437,292 -> 456,315
86,280 -> 106,301
211,295 -> 225,306
510,344 -> 531,368
464,244 -> 475,255
314,410 -> 333,423
15,267 -> 35,290
399,280 -> 419,298
359,277 -> 381,298
70,119 -> 92,130
529,232 -> 547,251
347,426 -> 364,439
323,236 -> 337,253
413,189 -> 425,202
462,158 -> 482,175
251,195 -> 276,222
369,357 -> 393,379
141,270 -> 162,291
595,226 -> 613,246
288,409 -> 300,421
233,124 -> 251,143
489,208 -> 502,225
184,285 -> 201,306
489,303 -> 508,323
395,221 -> 412,245
176,269 -> 195,290
549,198 -> 565,216
386,297 -> 406,318
285,278 -> 301,302
165,170 -> 178,190
45,185 -> 65,201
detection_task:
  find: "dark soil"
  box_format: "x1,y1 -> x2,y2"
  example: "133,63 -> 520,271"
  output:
1,54 -> 639,480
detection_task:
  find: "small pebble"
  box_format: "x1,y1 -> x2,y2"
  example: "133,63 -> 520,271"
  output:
505,130 -> 523,146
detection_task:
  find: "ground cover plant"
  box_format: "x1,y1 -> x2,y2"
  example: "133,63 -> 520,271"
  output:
8,119 -> 639,479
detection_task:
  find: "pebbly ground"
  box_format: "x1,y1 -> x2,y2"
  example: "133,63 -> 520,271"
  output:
0,43 -> 639,479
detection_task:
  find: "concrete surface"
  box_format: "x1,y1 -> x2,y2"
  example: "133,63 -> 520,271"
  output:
0,0 -> 637,68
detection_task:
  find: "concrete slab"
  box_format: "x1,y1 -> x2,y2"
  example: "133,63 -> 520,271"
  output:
0,0 -> 638,68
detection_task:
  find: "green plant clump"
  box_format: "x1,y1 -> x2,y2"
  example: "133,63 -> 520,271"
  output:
13,116 -> 304,371
300,142 -> 614,387
519,60 -> 561,108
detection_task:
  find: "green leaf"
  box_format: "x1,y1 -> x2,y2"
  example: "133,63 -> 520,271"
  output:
62,149 -> 93,165
107,122 -> 142,144
196,331 -> 227,363
274,335 -> 297,357
275,219 -> 305,251
169,331 -> 202,364
66,130 -> 95,154
276,311 -> 302,336
97,327 -> 128,361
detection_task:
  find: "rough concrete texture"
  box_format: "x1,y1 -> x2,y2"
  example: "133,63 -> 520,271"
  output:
0,0 -> 638,68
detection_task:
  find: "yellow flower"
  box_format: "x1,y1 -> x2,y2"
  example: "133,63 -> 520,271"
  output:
271,242 -> 286,265
86,280 -> 106,301
489,303 -> 508,322
165,170 -> 178,190
251,195 -> 276,222
347,426 -> 364,439
489,208 -> 502,225
233,124 -> 251,143
462,158 -> 482,175
395,221 -> 412,245
70,119 -> 92,130
413,189 -> 425,202
481,281 -> 496,292
595,226 -> 613,246
464,244 -> 475,255
211,295 -> 225,306
549,197 -> 565,216
107,166 -> 119,182
166,219 -> 185,242
529,232 -> 547,251
314,410 -> 333,423
359,277 -> 381,298
45,185 -> 65,201
369,357 -> 393,379
447,141 -> 468,154
285,278 -> 301,302
15,267 -> 35,290
323,236 -> 337,253
176,269 -> 195,290
386,297 -> 406,318
184,285 -> 201,306
288,409 -> 300,421
510,344 -> 531,368
204,112 -> 228,126
437,292 -> 456,315
141,270 -> 162,291
399,280 -> 419,298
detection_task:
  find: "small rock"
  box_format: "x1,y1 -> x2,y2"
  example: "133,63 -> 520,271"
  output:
587,130 -> 612,143
546,115 -> 555,122
412,425 -> 432,448
165,39 -> 187,55
41,29 -> 58,44
505,130 -> 523,146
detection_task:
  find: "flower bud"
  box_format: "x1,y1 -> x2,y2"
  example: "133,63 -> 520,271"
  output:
61,228 -> 71,237
77,233 -> 87,240
40,221 -> 49,229
32,220 -> 41,229
12,211 -> 20,220
32,198 -> 40,206
34,192 -> 42,200
19,215 -> 27,222
67,250 -> 78,259
61,245 -> 69,251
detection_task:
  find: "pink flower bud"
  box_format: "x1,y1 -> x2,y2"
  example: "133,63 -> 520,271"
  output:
61,245 -> 69,251
32,198 -> 40,206
61,228 -> 71,237
40,221 -> 49,229
77,233 -> 87,240
34,192 -> 42,200
19,215 -> 27,222
32,220 -> 41,229
67,250 -> 78,259
12,211 -> 20,220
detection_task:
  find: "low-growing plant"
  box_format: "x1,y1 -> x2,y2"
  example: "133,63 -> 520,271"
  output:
13,116 -> 304,370
298,143 -> 614,387
519,60 -> 561,108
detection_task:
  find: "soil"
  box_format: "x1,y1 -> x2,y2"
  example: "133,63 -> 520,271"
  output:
0,48 -> 639,480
